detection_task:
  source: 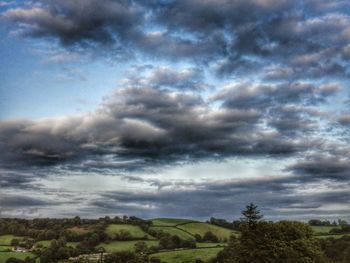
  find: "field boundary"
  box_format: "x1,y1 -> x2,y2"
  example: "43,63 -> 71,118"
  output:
148,245 -> 225,255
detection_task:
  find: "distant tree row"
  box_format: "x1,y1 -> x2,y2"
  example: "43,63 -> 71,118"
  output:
309,219 -> 348,226
208,217 -> 241,231
209,216 -> 349,230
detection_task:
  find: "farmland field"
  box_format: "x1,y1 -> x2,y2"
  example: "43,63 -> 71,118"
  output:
149,226 -> 195,240
0,252 -> 38,262
0,245 -> 12,252
311,225 -> 339,234
150,247 -> 224,263
98,240 -> 159,253
0,235 -> 24,246
151,218 -> 196,226
196,242 -> 226,248
177,223 -> 237,240
106,224 -> 153,239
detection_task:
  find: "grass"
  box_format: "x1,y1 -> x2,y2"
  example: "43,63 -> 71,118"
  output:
0,252 -> 38,263
151,218 -> 196,226
150,247 -> 223,263
311,225 -> 339,234
196,242 -> 226,248
106,224 -> 153,239
98,240 -> 159,253
149,226 -> 195,240
0,245 -> 12,252
177,223 -> 237,241
0,235 -> 24,246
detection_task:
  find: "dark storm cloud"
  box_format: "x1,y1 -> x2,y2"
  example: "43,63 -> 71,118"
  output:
1,78 -> 335,171
338,114 -> 350,125
214,82 -> 340,110
3,0 -> 350,77
288,155 -> 350,182
1,43 -> 345,174
0,195 -> 50,208
3,0 -> 144,46
88,175 -> 349,219
0,171 -> 42,189
0,93 -> 251,168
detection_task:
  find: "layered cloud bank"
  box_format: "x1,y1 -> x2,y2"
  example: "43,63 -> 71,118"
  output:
0,0 -> 349,219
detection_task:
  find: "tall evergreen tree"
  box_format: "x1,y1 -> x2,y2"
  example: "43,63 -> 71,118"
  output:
240,203 -> 263,229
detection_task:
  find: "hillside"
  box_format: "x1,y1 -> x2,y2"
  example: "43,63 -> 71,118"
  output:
0,216 -> 349,263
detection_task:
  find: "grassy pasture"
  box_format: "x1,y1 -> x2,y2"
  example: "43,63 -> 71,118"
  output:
149,226 -> 195,240
0,245 -> 12,252
150,247 -> 223,263
311,225 -> 339,234
177,223 -> 237,240
0,235 -> 24,246
196,242 -> 226,248
0,252 -> 38,262
151,218 -> 196,226
98,240 -> 159,253
106,224 -> 153,239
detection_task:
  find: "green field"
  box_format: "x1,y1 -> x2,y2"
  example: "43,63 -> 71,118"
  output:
0,252 -> 38,262
151,218 -> 196,226
106,224 -> 153,239
98,240 -> 159,253
196,242 -> 226,248
311,225 -> 339,234
150,247 -> 223,263
35,240 -> 79,248
0,235 -> 24,246
177,223 -> 237,241
0,245 -> 12,252
150,226 -> 195,240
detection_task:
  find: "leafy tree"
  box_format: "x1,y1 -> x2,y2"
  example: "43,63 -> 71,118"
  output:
73,216 -> 81,225
40,248 -> 53,263
216,205 -> 327,263
134,241 -> 148,254
149,257 -> 161,263
203,231 -> 219,242
104,251 -> 147,263
319,236 -> 350,262
194,234 -> 202,242
56,246 -> 70,259
115,230 -> 132,241
10,238 -> 20,246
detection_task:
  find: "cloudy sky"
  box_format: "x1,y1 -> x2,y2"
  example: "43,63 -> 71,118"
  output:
0,0 -> 350,221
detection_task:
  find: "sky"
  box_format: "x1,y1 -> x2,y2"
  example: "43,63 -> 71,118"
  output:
0,0 -> 350,221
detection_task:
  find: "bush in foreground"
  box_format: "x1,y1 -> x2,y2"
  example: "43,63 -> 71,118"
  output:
215,203 -> 327,263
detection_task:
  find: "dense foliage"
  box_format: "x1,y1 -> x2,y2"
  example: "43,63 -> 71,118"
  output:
215,204 -> 327,263
320,236 -> 350,262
